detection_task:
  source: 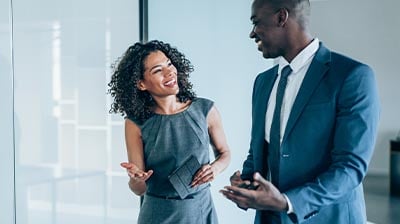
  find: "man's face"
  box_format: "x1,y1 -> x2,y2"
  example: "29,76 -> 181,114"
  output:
249,0 -> 284,59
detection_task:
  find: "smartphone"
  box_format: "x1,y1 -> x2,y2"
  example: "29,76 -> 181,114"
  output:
238,182 -> 259,190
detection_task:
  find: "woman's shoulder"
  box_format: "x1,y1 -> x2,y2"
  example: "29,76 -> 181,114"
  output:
191,97 -> 214,116
125,114 -> 153,127
193,97 -> 214,105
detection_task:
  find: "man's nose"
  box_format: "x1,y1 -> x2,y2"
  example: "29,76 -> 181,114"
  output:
249,26 -> 256,39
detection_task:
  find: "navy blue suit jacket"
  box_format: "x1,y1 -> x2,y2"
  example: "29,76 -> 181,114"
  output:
241,43 -> 380,224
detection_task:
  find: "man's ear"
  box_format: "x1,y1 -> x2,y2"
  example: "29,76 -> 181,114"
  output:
137,80 -> 146,91
277,8 -> 289,27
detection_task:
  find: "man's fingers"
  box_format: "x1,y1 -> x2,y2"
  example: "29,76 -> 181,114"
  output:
219,188 -> 249,209
253,172 -> 269,187
224,185 -> 250,197
230,170 -> 241,180
230,170 -> 244,187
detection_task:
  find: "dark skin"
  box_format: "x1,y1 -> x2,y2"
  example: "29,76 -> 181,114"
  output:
249,0 -> 313,62
220,0 -> 313,212
221,171 -> 288,212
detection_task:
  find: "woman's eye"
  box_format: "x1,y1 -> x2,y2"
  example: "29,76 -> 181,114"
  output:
153,69 -> 162,74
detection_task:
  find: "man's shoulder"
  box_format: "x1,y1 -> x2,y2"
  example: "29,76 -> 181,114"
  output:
330,51 -> 372,73
317,42 -> 367,66
331,51 -> 362,65
316,43 -> 372,74
255,65 -> 278,80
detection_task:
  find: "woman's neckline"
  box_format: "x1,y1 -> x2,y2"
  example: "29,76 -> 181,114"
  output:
153,100 -> 193,116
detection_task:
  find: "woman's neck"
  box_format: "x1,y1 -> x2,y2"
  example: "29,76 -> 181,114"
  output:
153,96 -> 190,115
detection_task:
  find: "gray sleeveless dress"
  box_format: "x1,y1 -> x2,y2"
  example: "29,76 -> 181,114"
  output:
129,98 -> 219,224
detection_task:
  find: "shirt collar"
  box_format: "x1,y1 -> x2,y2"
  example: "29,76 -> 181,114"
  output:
278,38 -> 319,74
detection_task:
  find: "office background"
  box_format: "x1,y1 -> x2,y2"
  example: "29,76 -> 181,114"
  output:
1,0 -> 399,223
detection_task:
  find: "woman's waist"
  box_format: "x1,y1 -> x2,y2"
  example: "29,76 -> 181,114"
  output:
145,184 -> 209,200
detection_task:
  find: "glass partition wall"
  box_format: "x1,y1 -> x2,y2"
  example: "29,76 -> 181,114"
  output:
0,0 -> 15,223
9,0 -> 141,223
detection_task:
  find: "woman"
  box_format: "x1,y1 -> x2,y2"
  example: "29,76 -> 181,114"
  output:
108,40 -> 231,224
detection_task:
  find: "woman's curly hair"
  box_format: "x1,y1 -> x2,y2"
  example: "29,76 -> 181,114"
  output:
107,40 -> 196,123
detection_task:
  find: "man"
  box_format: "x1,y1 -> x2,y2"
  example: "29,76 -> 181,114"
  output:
220,0 -> 380,223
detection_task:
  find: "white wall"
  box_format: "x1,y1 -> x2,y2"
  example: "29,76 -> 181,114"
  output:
310,0 -> 400,175
0,0 -> 15,223
148,0 -> 399,223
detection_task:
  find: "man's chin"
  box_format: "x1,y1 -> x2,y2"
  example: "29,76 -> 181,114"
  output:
258,46 -> 269,58
261,49 -> 278,59
262,51 -> 271,59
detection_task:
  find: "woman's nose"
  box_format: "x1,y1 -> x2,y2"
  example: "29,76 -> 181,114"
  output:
164,67 -> 174,77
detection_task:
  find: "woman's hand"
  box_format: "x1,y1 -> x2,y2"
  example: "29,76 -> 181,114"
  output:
191,164 -> 217,187
120,162 -> 153,182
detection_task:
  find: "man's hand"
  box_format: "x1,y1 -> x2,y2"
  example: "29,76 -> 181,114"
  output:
230,170 -> 250,186
220,172 -> 288,212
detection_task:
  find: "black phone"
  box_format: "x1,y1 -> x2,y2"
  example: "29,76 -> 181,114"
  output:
238,182 -> 259,190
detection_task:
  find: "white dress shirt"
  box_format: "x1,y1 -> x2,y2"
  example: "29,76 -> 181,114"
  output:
265,38 -> 320,143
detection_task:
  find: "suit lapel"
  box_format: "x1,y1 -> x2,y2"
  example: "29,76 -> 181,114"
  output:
253,66 -> 278,174
283,44 -> 331,142
254,65 -> 279,131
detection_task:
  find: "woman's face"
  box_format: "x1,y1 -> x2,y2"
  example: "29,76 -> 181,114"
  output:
137,50 -> 179,98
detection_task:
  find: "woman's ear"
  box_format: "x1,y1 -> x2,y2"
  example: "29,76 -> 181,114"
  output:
137,80 -> 146,91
